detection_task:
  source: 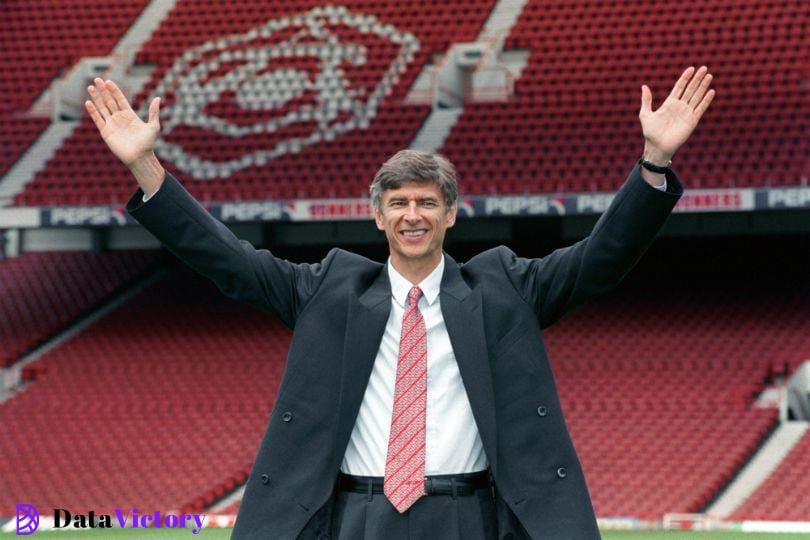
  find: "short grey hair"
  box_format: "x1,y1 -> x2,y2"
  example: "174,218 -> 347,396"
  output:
370,149 -> 458,212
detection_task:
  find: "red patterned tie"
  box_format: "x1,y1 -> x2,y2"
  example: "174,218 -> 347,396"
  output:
384,285 -> 427,513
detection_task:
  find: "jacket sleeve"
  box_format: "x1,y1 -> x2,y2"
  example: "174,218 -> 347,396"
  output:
498,164 -> 683,329
126,172 -> 329,328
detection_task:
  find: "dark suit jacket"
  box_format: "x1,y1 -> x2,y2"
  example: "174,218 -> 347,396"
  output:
127,165 -> 682,539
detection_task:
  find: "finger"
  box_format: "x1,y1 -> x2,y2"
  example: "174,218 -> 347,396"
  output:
88,83 -> 111,119
688,73 -> 713,108
668,66 -> 696,100
105,79 -> 133,113
640,85 -> 653,117
84,100 -> 106,131
693,88 -> 716,119
681,65 -> 708,103
95,77 -> 119,115
148,97 -> 161,127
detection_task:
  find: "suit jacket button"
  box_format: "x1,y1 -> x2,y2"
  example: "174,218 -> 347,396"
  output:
536,406 -> 548,417
556,467 -> 567,479
261,474 -> 270,485
282,412 -> 293,422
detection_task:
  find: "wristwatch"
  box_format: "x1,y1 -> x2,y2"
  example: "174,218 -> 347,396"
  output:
638,157 -> 672,174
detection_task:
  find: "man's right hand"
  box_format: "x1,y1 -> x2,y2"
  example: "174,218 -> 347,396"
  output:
86,78 -> 165,197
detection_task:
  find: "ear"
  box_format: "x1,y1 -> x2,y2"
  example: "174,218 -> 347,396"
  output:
445,203 -> 457,228
374,207 -> 385,231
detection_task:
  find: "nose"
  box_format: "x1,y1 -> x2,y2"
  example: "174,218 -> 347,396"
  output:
404,201 -> 420,221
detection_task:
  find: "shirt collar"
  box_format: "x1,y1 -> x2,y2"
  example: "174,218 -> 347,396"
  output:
387,255 -> 444,308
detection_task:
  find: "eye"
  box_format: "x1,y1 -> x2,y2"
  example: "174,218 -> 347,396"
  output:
421,200 -> 437,208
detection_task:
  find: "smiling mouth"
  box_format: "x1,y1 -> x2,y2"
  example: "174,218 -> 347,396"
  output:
400,230 -> 428,238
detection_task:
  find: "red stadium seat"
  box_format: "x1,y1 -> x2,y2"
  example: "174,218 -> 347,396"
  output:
0,250 -> 162,367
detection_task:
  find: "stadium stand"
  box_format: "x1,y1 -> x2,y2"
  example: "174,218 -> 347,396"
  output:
440,0 -> 809,194
0,267 -> 285,516
1,0 -> 149,179
14,0 -> 496,205
543,284 -> 810,519
0,250 -> 162,367
9,0 -> 808,204
731,430 -> 810,521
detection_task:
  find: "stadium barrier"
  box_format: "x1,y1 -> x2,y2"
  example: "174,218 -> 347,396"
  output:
1,186 -> 809,229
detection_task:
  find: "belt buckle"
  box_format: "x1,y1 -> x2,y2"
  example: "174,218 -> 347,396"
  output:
423,476 -> 433,495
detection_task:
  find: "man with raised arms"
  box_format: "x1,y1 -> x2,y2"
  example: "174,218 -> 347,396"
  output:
87,67 -> 713,539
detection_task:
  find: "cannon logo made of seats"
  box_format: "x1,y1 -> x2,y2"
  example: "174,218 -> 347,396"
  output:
144,5 -> 420,180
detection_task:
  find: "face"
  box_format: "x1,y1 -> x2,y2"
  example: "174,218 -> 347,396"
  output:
374,181 -> 457,268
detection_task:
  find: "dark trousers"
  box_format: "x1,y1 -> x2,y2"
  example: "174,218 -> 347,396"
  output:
328,486 -> 530,540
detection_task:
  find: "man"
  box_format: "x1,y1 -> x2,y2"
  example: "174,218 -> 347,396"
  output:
86,66 -> 714,539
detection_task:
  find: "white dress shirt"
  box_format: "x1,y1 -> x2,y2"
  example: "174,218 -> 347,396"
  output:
341,255 -> 488,476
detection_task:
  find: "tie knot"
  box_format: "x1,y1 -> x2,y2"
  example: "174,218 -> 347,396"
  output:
408,286 -> 423,306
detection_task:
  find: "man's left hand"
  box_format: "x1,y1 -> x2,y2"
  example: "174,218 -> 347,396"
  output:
639,66 -> 715,165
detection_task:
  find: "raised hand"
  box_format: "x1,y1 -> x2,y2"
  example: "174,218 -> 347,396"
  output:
86,78 -> 165,195
639,66 -> 715,165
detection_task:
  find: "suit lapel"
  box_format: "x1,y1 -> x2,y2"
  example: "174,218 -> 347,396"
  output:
334,268 -> 391,465
440,254 -> 498,475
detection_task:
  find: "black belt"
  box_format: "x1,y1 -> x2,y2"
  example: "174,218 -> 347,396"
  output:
337,471 -> 491,497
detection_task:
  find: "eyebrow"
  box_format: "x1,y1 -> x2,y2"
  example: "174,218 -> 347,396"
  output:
387,196 -> 440,204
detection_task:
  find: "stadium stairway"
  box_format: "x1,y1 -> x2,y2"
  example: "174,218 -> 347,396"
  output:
406,0 -> 529,152
409,109 -> 463,152
208,486 -> 245,516
110,0 -> 178,61
478,0 -> 529,43
706,421 -> 809,518
730,427 -> 810,522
